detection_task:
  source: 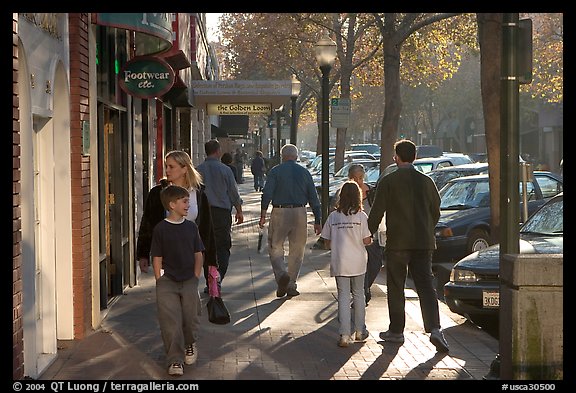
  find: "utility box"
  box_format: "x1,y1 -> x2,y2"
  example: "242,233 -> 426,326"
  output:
500,254 -> 563,379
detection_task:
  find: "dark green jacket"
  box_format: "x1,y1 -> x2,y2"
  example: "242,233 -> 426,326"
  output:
367,164 -> 440,250
136,179 -> 218,267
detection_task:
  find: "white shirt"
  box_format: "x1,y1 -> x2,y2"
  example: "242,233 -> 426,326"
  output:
186,188 -> 199,221
320,210 -> 371,277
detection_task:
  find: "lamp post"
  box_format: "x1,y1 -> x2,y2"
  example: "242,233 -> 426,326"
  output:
290,74 -> 301,145
315,33 -> 337,226
275,105 -> 284,164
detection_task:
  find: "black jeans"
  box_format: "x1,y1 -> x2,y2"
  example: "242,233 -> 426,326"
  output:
365,237 -> 384,299
210,206 -> 233,283
385,249 -> 440,333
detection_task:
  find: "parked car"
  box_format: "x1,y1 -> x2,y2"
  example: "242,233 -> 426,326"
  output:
318,159 -> 380,210
443,192 -> 563,330
350,143 -> 381,158
416,145 -> 443,158
433,171 -> 563,265
310,152 -> 376,181
381,154 -> 474,178
428,162 -> 489,191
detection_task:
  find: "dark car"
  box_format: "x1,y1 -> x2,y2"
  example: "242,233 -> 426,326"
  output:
427,162 -> 489,191
443,193 -> 563,330
433,171 -> 563,265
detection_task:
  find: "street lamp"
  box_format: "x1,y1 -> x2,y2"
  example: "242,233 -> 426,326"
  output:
275,105 -> 284,164
290,74 -> 301,145
315,32 -> 337,226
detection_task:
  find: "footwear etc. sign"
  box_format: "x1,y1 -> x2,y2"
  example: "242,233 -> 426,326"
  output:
119,56 -> 175,99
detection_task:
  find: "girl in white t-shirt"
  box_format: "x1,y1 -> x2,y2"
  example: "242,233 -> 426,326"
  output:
320,181 -> 373,347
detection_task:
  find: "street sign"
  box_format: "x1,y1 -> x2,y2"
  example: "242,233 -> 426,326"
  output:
330,97 -> 351,128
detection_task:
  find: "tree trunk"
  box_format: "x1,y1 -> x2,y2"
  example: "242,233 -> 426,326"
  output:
380,42 -> 403,169
478,13 -> 502,244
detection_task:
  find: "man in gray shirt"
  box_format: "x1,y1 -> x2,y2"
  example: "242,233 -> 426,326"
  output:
197,139 -> 244,290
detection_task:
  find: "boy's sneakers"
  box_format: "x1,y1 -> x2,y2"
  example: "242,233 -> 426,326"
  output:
185,343 -> 197,365
355,330 -> 369,342
379,330 -> 405,343
338,334 -> 354,347
168,362 -> 183,376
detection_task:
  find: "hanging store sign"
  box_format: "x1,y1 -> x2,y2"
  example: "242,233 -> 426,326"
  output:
207,103 -> 272,116
93,13 -> 173,55
119,56 -> 175,99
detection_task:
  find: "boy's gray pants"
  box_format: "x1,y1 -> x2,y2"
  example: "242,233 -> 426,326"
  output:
156,275 -> 201,367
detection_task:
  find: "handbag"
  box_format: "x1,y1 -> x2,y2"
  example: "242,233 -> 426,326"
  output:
207,296 -> 230,325
206,266 -> 230,324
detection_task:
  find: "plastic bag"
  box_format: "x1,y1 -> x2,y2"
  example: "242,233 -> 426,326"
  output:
377,212 -> 387,247
257,226 -> 267,253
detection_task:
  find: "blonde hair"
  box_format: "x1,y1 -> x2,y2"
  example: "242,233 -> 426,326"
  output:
165,150 -> 203,190
347,163 -> 365,180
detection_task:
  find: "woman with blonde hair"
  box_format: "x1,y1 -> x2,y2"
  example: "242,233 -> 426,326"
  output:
136,150 -> 217,282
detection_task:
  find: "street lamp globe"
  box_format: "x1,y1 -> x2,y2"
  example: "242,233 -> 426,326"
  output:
315,33 -> 337,67
291,74 -> 301,98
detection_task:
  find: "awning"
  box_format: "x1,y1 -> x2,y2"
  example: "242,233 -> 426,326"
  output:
92,13 -> 173,56
190,80 -> 292,111
211,124 -> 228,138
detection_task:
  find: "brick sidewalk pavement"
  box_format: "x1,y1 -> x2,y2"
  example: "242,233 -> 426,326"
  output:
39,169 -> 499,382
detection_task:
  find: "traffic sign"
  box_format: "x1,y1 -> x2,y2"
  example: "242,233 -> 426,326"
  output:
331,97 -> 351,128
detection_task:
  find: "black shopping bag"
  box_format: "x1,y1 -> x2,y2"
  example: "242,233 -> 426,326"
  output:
207,296 -> 230,325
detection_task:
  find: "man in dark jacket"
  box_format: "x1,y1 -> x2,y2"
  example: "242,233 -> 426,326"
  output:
367,139 -> 449,353
250,151 -> 266,191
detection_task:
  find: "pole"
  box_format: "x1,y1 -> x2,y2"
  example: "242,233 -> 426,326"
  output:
320,64 -> 331,226
290,96 -> 297,145
500,13 -> 520,257
276,109 -> 282,164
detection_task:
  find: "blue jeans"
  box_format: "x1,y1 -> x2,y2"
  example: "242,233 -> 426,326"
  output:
253,173 -> 265,191
336,274 -> 366,336
385,249 -> 440,333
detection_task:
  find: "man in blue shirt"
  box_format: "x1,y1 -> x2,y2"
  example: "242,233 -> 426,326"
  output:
197,139 -> 244,290
259,144 -> 322,297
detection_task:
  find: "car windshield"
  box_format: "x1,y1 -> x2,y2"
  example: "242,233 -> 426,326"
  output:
428,171 -> 463,190
440,180 -> 490,209
521,197 -> 563,235
414,162 -> 434,173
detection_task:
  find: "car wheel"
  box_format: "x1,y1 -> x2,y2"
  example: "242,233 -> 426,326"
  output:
466,229 -> 490,254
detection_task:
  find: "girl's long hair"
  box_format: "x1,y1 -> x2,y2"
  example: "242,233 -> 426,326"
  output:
336,181 -> 362,216
165,150 -> 203,190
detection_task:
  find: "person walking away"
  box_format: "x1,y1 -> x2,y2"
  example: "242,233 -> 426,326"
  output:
320,181 -> 372,347
136,151 -> 216,282
233,148 -> 245,184
251,150 -> 266,191
337,163 -> 384,306
221,152 -> 238,183
367,139 -> 449,352
150,185 -> 204,376
197,139 -> 244,291
259,144 -> 322,297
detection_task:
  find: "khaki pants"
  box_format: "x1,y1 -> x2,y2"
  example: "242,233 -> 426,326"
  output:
268,206 -> 308,290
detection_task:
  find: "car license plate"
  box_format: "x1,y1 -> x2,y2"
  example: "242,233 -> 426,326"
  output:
482,291 -> 499,308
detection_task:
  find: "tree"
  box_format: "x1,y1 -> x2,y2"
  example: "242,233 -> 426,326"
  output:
477,13 -> 502,245
371,13 -> 465,168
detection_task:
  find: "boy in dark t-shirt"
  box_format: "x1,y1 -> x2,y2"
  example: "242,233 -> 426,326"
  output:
150,185 -> 205,376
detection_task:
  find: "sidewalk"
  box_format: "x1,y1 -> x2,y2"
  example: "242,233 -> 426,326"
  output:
39,169 -> 498,381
